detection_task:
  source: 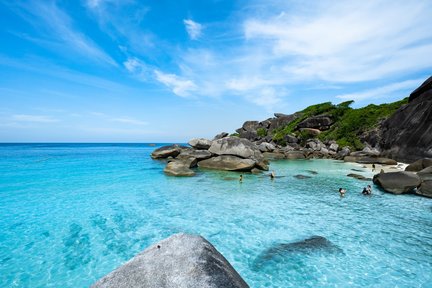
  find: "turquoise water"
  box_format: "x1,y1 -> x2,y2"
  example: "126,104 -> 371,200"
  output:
0,144 -> 431,287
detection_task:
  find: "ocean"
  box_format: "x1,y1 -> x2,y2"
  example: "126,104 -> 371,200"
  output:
0,143 -> 431,287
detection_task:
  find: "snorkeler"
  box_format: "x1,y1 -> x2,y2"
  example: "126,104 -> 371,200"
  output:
339,188 -> 346,197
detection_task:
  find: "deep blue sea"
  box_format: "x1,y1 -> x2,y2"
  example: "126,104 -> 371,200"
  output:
0,143 -> 431,287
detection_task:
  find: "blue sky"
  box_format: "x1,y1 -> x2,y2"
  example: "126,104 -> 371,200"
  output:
0,0 -> 431,142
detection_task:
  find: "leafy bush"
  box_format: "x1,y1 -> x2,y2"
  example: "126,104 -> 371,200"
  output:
257,128 -> 267,137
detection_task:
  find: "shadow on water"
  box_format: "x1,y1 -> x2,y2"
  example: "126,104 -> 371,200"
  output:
251,236 -> 344,271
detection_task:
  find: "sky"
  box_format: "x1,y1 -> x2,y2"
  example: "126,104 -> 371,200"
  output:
0,0 -> 431,142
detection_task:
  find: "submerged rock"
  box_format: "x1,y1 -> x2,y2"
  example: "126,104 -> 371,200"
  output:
92,233 -> 249,288
373,171 -> 421,194
252,236 -> 342,269
198,155 -> 256,171
347,173 -> 371,181
294,174 -> 312,179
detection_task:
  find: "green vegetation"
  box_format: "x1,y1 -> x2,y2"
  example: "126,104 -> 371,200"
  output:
230,133 -> 240,137
271,98 -> 408,150
256,128 -> 267,137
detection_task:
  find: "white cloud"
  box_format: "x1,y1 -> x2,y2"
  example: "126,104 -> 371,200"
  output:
336,79 -> 422,101
123,57 -> 150,81
110,117 -> 148,126
11,114 -> 59,123
184,19 -> 203,40
243,0 -> 432,82
10,2 -> 116,66
154,70 -> 197,97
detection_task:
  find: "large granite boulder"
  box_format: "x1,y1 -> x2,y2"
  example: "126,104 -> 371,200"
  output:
208,137 -> 264,162
198,155 -> 256,171
188,138 -> 212,150
268,114 -> 299,133
417,181 -> 432,198
405,158 -> 432,172
373,171 -> 421,194
262,152 -> 286,160
92,233 -> 249,288
379,76 -> 432,162
417,166 -> 432,181
178,149 -> 212,160
151,145 -> 182,159
213,132 -> 229,140
164,161 -> 195,176
285,151 -> 306,159
258,142 -> 275,153
242,121 -> 260,132
297,116 -> 333,130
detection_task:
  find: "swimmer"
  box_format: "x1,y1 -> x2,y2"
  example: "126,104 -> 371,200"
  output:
270,171 -> 275,179
239,174 -> 243,182
339,188 -> 346,197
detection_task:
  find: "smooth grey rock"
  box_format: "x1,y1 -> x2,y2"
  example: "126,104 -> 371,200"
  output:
362,146 -> 380,156
336,147 -> 350,159
417,166 -> 432,181
285,151 -> 305,159
262,152 -> 286,160
258,142 -> 275,153
344,156 -> 397,165
329,143 -> 339,152
284,135 -> 298,144
373,171 -> 421,194
405,158 -> 432,172
92,233 -> 249,288
213,132 -> 229,140
178,149 -> 212,160
164,161 -> 195,176
417,180 -> 432,198
208,137 -> 264,162
198,155 -> 256,171
188,138 -> 212,150
151,145 -> 181,159
242,121 -> 260,132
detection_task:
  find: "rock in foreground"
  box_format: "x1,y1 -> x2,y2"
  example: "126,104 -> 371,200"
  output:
92,233 -> 249,288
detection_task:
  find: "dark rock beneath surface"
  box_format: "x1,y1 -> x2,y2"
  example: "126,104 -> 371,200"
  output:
347,173 -> 371,181
198,155 -> 256,171
373,171 -> 421,194
92,233 -> 249,288
252,236 -> 342,270
294,174 -> 312,179
151,145 -> 181,159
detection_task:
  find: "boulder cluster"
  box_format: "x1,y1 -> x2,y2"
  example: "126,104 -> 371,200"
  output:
151,137 -> 269,176
373,158 -> 432,198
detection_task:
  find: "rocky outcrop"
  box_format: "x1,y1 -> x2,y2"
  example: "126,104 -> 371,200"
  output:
379,77 -> 432,162
198,155 -> 256,171
188,138 -> 212,150
151,145 -> 182,159
418,166 -> 432,181
373,171 -> 421,194
177,149 -> 212,160
208,137 -> 264,162
297,115 -> 333,130
405,158 -> 432,172
213,132 -> 229,140
344,156 -> 397,165
164,160 -> 195,177
92,233 -> 249,288
417,181 -> 432,198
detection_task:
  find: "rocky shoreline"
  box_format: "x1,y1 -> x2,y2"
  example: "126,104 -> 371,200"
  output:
151,76 -> 432,198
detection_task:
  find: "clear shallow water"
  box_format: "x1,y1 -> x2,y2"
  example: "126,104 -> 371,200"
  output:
0,144 -> 431,288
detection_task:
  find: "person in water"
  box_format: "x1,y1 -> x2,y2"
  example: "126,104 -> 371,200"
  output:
270,171 -> 275,180
362,185 -> 372,195
239,174 -> 243,182
339,188 -> 346,197
372,164 -> 376,172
